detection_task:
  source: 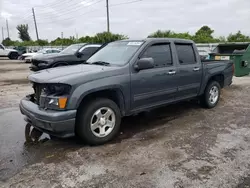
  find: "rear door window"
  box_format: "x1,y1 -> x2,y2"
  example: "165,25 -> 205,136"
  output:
175,44 -> 196,64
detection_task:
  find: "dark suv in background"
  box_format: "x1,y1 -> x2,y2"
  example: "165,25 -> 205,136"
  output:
30,43 -> 101,71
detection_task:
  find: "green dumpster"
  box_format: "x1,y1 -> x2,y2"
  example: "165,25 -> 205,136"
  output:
209,43 -> 250,77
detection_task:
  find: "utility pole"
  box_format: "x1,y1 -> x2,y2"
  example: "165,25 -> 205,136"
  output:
6,19 -> 9,38
61,32 -> 63,39
32,7 -> 39,40
1,27 -> 4,41
75,29 -> 78,41
106,0 -> 110,32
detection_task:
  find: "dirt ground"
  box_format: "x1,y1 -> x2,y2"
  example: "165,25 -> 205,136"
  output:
0,59 -> 250,188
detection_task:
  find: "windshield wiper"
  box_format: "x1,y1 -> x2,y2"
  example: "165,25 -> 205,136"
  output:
90,61 -> 110,66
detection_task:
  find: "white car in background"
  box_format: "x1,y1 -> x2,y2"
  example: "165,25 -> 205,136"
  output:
0,44 -> 19,59
198,49 -> 210,60
19,48 -> 61,63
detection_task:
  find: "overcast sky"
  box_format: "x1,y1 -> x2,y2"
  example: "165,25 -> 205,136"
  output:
0,0 -> 250,41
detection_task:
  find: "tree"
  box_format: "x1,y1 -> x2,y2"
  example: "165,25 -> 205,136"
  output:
2,37 -> 15,46
218,36 -> 227,43
193,26 -> 216,43
148,30 -> 193,40
148,30 -> 172,38
37,39 -> 49,46
227,31 -> 250,42
16,24 -> 31,41
92,32 -> 127,43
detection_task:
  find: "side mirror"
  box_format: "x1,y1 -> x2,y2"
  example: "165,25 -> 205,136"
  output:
76,52 -> 83,58
134,57 -> 154,71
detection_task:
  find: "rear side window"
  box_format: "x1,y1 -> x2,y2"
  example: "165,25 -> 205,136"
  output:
141,44 -> 172,67
175,44 -> 196,64
52,50 -> 60,53
81,47 -> 99,55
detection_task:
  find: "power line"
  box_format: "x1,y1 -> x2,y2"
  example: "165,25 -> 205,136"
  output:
37,8 -> 100,24
110,0 -> 143,7
33,0 -> 144,25
20,0 -> 80,9
35,0 -> 104,20
35,0 -> 96,13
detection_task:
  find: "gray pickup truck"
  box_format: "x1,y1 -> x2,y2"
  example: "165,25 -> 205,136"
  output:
20,38 -> 234,145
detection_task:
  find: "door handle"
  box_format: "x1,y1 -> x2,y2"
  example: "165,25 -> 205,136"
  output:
193,67 -> 200,71
168,70 -> 176,75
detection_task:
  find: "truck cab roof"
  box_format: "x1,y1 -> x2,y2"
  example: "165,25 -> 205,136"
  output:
120,38 -> 194,44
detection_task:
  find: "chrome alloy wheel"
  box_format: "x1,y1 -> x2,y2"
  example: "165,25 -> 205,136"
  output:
90,107 -> 116,138
209,86 -> 219,104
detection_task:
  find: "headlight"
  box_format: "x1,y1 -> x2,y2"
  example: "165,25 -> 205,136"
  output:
46,97 -> 68,109
40,83 -> 71,110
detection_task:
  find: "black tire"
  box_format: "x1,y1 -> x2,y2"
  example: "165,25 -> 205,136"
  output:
52,62 -> 68,68
9,52 -> 19,60
201,81 -> 221,108
76,98 -> 121,145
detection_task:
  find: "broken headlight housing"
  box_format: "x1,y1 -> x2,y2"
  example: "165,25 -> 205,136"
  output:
41,83 -> 71,110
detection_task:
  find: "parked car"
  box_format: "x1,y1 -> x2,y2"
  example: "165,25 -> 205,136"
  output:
19,48 -> 61,63
0,44 -> 19,59
13,46 -> 27,56
20,38 -> 234,145
30,43 -> 101,71
198,49 -> 210,60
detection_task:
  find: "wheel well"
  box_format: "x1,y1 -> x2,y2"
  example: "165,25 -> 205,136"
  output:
52,62 -> 68,67
9,51 -> 18,56
78,89 -> 125,116
209,74 -> 224,88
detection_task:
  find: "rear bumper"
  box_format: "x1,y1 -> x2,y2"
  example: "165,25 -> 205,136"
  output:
20,96 -> 76,138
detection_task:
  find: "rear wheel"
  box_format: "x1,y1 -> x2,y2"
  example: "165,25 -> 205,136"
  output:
76,98 -> 121,145
201,81 -> 221,108
9,52 -> 19,60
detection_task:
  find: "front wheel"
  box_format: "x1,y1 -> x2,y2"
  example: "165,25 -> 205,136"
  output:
9,52 -> 19,60
76,98 -> 121,145
201,81 -> 221,108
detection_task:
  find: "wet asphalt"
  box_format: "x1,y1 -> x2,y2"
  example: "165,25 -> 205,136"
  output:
1,60 -> 250,187
0,107 -> 78,181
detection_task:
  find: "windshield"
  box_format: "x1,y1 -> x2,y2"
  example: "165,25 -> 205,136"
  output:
87,41 -> 144,65
60,44 -> 84,54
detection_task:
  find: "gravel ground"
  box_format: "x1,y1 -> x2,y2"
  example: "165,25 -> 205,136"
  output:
0,60 -> 250,188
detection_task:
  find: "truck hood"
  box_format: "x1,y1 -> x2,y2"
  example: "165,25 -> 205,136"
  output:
5,49 -> 18,52
28,64 -> 122,85
33,53 -> 74,60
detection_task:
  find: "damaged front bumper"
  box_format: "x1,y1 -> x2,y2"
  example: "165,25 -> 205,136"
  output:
19,95 -> 76,138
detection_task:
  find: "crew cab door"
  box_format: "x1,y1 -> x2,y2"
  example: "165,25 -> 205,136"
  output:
130,42 -> 178,111
174,43 -> 202,99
